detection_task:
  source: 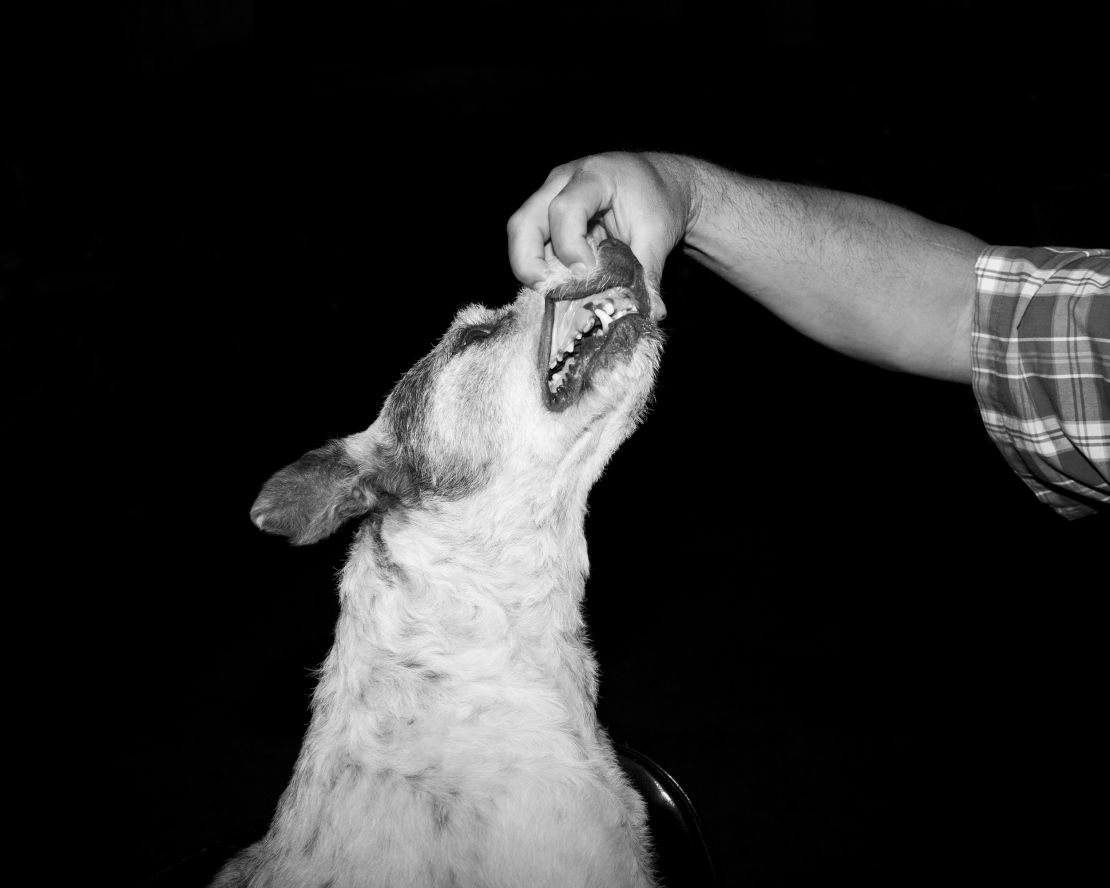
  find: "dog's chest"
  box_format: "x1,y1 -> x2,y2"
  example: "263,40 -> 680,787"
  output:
290,639 -> 620,852
273,529 -> 649,884
284,717 -> 639,888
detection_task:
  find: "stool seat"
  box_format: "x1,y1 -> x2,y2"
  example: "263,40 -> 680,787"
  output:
616,743 -> 719,887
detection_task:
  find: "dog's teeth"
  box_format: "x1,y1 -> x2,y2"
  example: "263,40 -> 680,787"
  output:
547,353 -> 578,396
575,332 -> 582,340
601,300 -> 615,315
594,308 -> 611,333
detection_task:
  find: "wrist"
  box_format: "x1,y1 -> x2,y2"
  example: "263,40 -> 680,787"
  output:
676,160 -> 762,266
641,152 -> 702,243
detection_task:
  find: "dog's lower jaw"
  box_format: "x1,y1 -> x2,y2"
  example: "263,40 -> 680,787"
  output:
226,500 -> 655,888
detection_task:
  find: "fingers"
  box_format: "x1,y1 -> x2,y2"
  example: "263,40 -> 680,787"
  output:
508,162 -> 612,287
622,218 -> 669,321
586,221 -> 608,247
507,154 -> 676,324
507,172 -> 567,287
547,170 -> 610,277
627,227 -> 666,288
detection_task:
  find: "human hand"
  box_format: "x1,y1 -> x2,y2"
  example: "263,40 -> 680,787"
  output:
506,152 -> 693,320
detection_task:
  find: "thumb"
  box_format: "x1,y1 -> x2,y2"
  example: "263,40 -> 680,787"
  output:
628,233 -> 670,322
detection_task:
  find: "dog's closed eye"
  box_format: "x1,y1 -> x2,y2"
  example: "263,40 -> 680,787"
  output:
454,317 -> 511,355
459,326 -> 494,348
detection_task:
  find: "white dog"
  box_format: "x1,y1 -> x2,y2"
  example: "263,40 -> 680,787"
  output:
211,238 -> 664,888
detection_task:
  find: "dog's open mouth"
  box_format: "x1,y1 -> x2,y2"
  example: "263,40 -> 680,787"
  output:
538,240 -> 651,412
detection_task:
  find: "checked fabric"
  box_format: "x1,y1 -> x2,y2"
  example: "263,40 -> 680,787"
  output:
972,246 -> 1110,519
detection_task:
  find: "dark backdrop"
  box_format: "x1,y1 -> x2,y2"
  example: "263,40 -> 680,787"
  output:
5,2 -> 1106,885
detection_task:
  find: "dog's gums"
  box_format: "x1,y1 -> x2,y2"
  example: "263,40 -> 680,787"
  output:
547,287 -> 640,395
541,276 -> 652,411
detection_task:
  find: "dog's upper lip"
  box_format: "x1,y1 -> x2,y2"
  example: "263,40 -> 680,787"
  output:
543,240 -> 648,307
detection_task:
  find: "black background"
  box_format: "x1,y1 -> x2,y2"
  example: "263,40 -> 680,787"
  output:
5,2 -> 1107,885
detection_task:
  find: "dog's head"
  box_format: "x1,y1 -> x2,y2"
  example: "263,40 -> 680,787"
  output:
251,239 -> 663,545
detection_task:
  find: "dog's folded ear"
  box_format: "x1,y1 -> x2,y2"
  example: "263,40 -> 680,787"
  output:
251,438 -> 378,545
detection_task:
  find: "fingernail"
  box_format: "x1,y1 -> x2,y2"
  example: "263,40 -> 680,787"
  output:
569,262 -> 588,279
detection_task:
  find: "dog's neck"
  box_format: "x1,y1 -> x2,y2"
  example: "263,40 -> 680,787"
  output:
315,477 -> 597,731
259,473 -> 637,880
386,479 -> 588,589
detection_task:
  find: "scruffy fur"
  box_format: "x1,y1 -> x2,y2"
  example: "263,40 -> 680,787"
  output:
212,243 -> 664,888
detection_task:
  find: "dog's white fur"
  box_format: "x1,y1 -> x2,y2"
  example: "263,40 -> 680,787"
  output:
212,252 -> 663,888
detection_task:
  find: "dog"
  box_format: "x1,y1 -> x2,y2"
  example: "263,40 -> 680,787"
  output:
211,238 -> 664,888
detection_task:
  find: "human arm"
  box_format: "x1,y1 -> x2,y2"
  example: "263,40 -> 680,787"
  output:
507,152 -> 985,383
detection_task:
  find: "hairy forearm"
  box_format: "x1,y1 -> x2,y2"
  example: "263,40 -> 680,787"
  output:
650,153 -> 984,382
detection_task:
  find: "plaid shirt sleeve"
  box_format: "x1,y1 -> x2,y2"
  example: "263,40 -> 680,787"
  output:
972,246 -> 1110,519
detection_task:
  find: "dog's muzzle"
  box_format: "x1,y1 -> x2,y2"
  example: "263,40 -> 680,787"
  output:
539,239 -> 653,412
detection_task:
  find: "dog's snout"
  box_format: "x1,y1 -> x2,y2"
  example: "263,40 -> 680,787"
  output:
596,239 -> 665,322
594,238 -> 639,285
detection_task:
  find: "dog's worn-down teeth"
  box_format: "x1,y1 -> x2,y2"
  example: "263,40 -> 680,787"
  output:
543,281 -> 644,405
212,236 -> 663,888
547,286 -> 639,368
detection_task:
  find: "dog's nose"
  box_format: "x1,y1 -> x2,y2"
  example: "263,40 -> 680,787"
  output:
595,238 -> 638,280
